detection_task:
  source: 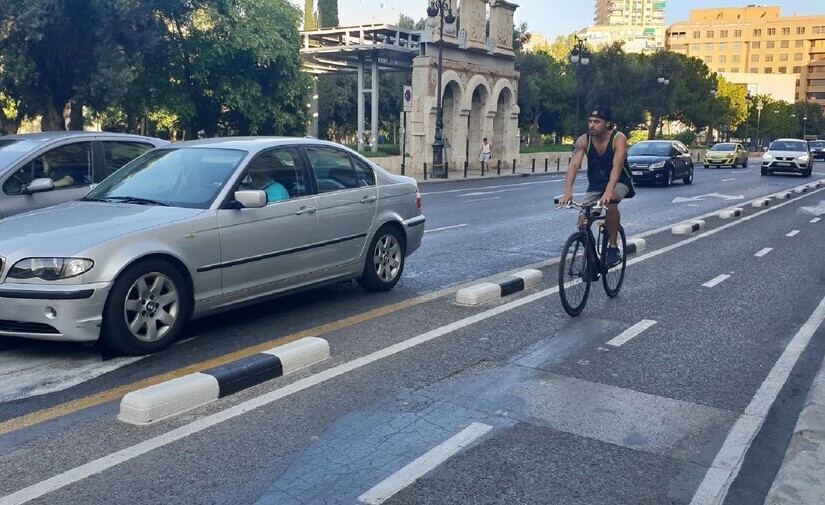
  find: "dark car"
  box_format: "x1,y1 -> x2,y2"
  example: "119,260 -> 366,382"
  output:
626,140 -> 694,186
809,140 -> 825,161
0,131 -> 169,219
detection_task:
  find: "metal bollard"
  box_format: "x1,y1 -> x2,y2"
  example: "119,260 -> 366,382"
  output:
556,158 -> 560,171
423,162 -> 428,180
512,159 -> 516,174
544,158 -> 548,172
497,159 -> 501,175
445,161 -> 449,179
463,160 -> 468,178
532,159 -> 536,173
481,161 -> 485,176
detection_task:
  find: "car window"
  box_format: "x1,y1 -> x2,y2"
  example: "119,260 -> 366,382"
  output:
350,155 -> 376,186
240,147 -> 306,202
37,142 -> 94,189
102,141 -> 156,178
304,146 -> 359,193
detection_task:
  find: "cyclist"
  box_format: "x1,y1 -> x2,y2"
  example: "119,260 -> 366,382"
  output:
558,105 -> 634,266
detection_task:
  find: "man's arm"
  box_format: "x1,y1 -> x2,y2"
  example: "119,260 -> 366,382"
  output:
601,132 -> 628,205
559,134 -> 586,206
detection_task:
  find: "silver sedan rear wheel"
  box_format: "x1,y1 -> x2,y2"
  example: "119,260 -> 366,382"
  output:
357,226 -> 405,292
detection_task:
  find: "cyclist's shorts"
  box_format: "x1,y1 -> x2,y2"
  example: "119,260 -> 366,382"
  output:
582,182 -> 630,205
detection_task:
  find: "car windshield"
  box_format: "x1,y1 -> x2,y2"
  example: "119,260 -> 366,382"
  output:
0,139 -> 44,171
85,147 -> 246,208
709,143 -> 735,152
628,143 -> 670,156
810,141 -> 825,148
770,141 -> 807,152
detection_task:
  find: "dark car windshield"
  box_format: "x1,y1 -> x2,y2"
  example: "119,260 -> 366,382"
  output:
810,141 -> 825,149
85,147 -> 246,209
628,142 -> 670,157
769,141 -> 807,152
709,143 -> 735,152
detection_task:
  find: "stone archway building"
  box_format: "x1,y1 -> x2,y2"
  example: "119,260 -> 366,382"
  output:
408,0 -> 520,175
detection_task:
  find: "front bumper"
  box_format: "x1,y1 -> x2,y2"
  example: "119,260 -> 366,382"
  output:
762,159 -> 810,173
705,157 -> 737,166
629,167 -> 668,183
0,281 -> 112,342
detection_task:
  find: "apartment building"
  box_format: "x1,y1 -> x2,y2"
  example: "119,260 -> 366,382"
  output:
582,0 -> 667,53
666,5 -> 825,107
595,0 -> 666,27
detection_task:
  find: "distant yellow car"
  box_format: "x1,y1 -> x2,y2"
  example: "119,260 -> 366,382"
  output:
704,142 -> 749,168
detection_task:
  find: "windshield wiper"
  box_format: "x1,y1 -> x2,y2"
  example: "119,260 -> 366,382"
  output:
103,196 -> 171,206
79,196 -> 109,202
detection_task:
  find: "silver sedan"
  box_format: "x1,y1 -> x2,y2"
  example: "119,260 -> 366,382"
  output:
0,137 -> 425,354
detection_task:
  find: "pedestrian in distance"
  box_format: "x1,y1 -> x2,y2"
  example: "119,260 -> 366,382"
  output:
478,137 -> 492,169
557,105 -> 635,266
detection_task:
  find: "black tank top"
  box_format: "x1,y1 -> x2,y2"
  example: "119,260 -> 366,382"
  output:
586,130 -> 633,193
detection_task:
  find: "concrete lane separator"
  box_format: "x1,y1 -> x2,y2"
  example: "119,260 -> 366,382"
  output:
719,208 -> 743,220
672,219 -> 706,235
774,191 -> 792,200
455,269 -> 542,306
118,337 -> 330,425
794,186 -> 808,194
626,237 -> 646,254
752,198 -> 771,208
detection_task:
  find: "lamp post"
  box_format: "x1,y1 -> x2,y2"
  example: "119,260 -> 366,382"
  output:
569,36 -> 590,138
709,86 -> 718,145
755,98 -> 764,150
426,0 -> 456,179
803,114 -> 808,138
657,74 -> 670,138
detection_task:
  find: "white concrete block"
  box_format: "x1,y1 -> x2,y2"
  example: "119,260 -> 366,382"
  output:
119,373 -> 219,425
455,283 -> 501,305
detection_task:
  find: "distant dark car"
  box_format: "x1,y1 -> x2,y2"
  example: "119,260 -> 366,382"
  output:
627,140 -> 694,186
704,142 -> 749,168
761,138 -> 813,177
809,140 -> 825,161
0,131 -> 168,218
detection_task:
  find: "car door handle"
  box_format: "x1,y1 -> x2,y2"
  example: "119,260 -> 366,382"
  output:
295,206 -> 316,215
360,195 -> 377,204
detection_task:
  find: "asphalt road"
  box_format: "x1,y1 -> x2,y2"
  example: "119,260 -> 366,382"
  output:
2,159 -> 825,504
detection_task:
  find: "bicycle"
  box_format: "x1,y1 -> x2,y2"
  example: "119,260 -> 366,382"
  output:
554,199 -> 627,316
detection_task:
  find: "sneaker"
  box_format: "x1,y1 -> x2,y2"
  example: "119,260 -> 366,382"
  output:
605,246 -> 621,267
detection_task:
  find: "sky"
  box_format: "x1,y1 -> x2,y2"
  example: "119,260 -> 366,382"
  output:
327,1 -> 824,39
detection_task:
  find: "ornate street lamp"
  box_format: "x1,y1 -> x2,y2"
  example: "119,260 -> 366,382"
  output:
569,36 -> 590,138
657,74 -> 670,137
755,98 -> 764,149
426,0 -> 456,178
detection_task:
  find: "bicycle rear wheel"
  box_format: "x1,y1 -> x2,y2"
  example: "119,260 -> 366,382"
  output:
559,232 -> 591,316
601,225 -> 627,297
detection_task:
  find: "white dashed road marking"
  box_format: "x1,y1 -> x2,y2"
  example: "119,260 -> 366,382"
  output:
754,248 -> 773,258
358,422 -> 493,504
424,224 -> 469,234
605,320 -> 658,347
703,275 -> 731,288
786,230 -> 800,237
811,218 -> 821,223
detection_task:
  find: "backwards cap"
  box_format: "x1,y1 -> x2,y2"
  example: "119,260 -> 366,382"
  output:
588,105 -> 612,122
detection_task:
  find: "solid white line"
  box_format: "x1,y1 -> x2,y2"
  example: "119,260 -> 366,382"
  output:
786,229 -> 800,237
462,196 -> 501,203
689,295 -> 825,505
357,422 -> 493,505
722,178 -> 735,182
424,224 -> 468,234
703,274 -> 731,288
754,248 -> 773,258
3,184 -> 824,505
605,319 -> 657,347
811,218 -> 822,223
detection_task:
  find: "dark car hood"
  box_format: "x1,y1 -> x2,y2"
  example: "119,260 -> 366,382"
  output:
627,155 -> 668,166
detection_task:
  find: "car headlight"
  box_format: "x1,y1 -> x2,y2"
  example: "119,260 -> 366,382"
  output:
649,161 -> 666,169
8,258 -> 94,280
797,154 -> 810,162
763,153 -> 773,160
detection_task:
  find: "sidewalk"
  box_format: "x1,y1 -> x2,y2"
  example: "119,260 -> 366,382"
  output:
764,353 -> 825,504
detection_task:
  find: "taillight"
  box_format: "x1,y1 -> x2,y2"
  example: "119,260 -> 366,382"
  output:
415,186 -> 422,209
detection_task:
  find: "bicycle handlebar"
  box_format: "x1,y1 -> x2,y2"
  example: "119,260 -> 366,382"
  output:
553,198 -> 604,211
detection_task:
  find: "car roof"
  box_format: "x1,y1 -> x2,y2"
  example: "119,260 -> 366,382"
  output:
161,136 -> 347,152
2,131 -> 167,143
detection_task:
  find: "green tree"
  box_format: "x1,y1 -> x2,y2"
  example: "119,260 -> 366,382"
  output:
318,0 -> 338,28
304,0 -> 317,30
150,0 -> 310,137
516,50 -> 573,144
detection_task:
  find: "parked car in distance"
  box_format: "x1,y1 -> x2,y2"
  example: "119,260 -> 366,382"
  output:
761,138 -> 813,176
0,137 -> 425,355
809,140 -> 825,161
626,139 -> 694,186
0,131 -> 169,219
704,142 -> 749,168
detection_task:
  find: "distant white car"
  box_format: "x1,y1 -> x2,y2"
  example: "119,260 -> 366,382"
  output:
0,137 -> 425,355
761,138 -> 813,177
0,131 -> 168,218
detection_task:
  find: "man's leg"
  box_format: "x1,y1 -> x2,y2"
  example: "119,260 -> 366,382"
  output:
605,203 -> 620,245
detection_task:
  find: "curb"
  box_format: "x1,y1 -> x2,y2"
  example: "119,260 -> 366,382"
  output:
455,269 -> 542,305
764,354 -> 825,504
672,219 -> 705,235
118,337 -> 330,425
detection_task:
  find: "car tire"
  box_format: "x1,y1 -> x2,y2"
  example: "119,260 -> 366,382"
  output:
102,259 -> 191,355
742,158 -> 748,168
761,167 -> 768,176
683,165 -> 694,184
357,225 -> 406,292
663,167 -> 674,186
802,168 -> 812,177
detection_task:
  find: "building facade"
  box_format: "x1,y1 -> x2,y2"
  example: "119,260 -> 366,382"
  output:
595,0 -> 666,27
582,0 -> 667,53
666,6 -> 825,107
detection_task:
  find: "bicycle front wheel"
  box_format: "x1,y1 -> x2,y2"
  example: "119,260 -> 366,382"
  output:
602,225 -> 627,297
559,232 -> 591,316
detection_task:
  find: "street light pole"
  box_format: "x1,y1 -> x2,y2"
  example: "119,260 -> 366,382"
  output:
657,74 -> 670,138
709,86 -> 718,145
569,36 -> 590,139
756,98 -> 764,149
426,1 -> 456,179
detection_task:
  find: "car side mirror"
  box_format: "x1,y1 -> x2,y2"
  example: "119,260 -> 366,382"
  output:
233,189 -> 267,209
21,177 -> 56,195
